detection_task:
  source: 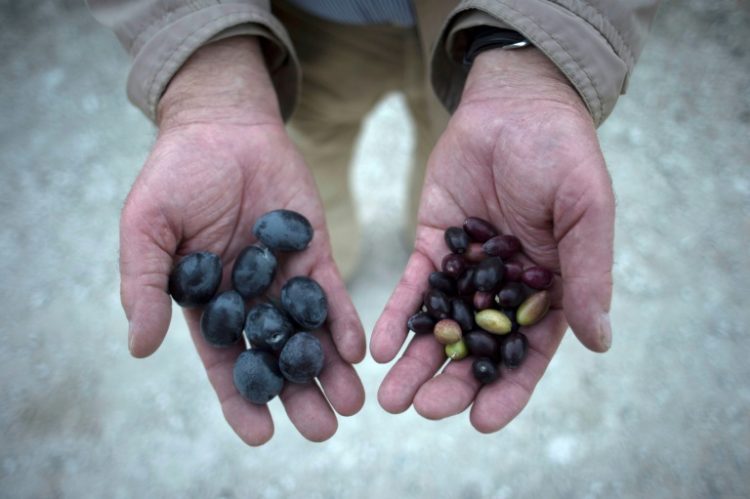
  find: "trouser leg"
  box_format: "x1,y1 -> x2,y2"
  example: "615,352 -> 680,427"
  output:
274,1 -> 408,280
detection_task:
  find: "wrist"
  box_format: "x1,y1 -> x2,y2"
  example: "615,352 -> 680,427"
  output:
157,36 -> 283,130
462,47 -> 587,116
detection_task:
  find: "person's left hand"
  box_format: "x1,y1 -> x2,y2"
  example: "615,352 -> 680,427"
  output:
371,47 -> 615,432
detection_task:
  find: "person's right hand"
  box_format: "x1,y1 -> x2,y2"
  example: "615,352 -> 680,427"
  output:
120,37 -> 366,445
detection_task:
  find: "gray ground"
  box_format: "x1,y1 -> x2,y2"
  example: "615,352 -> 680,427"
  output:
1,1 -> 749,498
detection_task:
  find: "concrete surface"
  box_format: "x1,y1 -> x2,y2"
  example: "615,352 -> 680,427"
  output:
1,0 -> 749,497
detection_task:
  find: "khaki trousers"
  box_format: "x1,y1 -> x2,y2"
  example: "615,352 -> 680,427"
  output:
274,1 -> 449,279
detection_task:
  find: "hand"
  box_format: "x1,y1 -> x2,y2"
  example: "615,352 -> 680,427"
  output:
371,47 -> 615,432
120,37 -> 365,445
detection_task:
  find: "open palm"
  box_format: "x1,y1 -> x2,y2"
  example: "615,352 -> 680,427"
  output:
371,50 -> 615,432
121,121 -> 365,445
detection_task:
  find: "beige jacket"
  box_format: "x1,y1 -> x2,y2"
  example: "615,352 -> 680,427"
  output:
89,0 -> 659,126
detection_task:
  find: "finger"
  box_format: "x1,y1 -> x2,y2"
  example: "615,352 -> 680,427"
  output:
312,258 -> 366,364
370,250 -> 435,363
469,310 -> 566,433
377,334 -> 446,414
314,331 -> 365,416
120,193 -> 178,358
413,358 -> 480,420
554,161 -> 616,352
186,311 -> 275,446
279,381 -> 338,443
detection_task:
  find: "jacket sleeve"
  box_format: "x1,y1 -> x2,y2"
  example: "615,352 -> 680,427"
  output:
426,0 -> 661,126
87,0 -> 300,122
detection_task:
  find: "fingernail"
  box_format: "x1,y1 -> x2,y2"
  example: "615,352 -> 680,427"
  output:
128,322 -> 135,354
599,313 -> 612,351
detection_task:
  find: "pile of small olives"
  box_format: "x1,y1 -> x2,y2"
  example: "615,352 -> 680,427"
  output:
407,217 -> 553,384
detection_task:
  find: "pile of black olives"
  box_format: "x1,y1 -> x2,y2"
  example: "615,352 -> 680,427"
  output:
167,209 -> 328,405
407,216 -> 554,384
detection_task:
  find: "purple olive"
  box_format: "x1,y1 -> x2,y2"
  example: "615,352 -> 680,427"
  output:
482,235 -> 522,259
444,227 -> 470,254
496,282 -> 525,309
463,217 -> 498,243
473,291 -> 494,310
464,243 -> 485,263
504,261 -> 523,282
522,266 -> 554,290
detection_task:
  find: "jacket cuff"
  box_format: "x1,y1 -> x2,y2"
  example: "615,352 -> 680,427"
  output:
432,1 -> 631,127
127,3 -> 300,123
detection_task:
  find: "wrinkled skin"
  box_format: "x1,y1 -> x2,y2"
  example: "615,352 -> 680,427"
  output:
120,38 -> 365,445
371,48 -> 615,433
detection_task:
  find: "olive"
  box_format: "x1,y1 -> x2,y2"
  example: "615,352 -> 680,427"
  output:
472,357 -> 499,384
501,332 -> 528,369
444,227 -> 470,254
463,217 -> 498,242
407,311 -> 436,334
473,257 -> 504,292
232,245 -> 277,299
522,266 -> 554,290
441,253 -> 467,279
245,301 -> 295,353
428,271 -> 456,295
233,349 -> 284,405
464,330 -> 500,360
168,251 -> 222,308
456,267 -> 477,296
280,276 -> 328,330
252,209 -> 313,252
423,289 -> 451,320
200,290 -> 245,347
482,235 -> 521,259
278,332 -> 325,384
451,298 -> 475,332
496,282 -> 525,309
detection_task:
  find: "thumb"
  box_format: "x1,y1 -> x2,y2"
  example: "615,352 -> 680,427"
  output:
119,191 -> 178,357
554,162 -> 615,353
